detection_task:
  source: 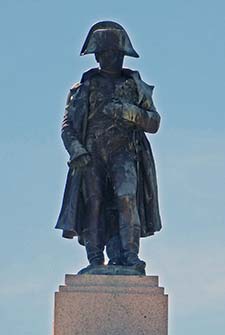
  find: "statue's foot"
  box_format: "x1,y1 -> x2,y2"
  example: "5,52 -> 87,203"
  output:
108,258 -> 123,266
90,259 -> 104,266
77,262 -> 105,275
122,256 -> 146,271
130,260 -> 146,272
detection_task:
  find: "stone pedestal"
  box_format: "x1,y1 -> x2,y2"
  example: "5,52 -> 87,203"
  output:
54,274 -> 168,335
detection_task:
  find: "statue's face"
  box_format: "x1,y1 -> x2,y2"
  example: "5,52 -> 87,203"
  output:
95,50 -> 124,73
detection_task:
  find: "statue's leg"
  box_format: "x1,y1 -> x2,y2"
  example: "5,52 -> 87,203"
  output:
106,234 -> 122,265
82,160 -> 106,266
110,150 -> 145,268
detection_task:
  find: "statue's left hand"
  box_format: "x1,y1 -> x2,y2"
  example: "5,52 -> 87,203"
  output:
68,153 -> 91,170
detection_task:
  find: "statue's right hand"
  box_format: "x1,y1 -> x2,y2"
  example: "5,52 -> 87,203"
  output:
68,153 -> 91,170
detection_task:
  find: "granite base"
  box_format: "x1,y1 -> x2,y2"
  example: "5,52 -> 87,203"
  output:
54,274 -> 168,335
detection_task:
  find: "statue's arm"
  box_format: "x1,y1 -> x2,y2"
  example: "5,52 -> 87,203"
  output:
121,102 -> 161,133
103,100 -> 160,133
61,91 -> 89,167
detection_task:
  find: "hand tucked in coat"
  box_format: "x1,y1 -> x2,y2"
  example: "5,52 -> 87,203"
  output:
103,101 -> 161,134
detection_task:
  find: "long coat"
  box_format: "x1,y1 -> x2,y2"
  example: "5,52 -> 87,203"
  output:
55,68 -> 162,244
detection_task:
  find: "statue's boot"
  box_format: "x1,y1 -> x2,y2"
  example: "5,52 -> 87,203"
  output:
83,196 -> 105,266
83,228 -> 104,266
106,235 -> 123,265
118,195 -> 146,270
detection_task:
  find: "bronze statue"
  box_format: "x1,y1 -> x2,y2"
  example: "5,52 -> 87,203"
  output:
55,21 -> 162,275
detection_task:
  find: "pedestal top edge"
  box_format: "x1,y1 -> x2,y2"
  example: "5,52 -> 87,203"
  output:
64,274 -> 159,287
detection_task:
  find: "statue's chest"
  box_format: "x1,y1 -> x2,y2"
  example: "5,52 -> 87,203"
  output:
89,75 -> 127,110
90,74 -> 139,106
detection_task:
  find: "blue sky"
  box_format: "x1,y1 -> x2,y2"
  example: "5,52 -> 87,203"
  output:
0,0 -> 224,334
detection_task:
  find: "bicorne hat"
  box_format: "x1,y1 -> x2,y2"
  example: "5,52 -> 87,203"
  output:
80,21 -> 139,58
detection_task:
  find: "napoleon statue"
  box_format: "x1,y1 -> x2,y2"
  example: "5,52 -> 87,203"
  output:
55,21 -> 162,274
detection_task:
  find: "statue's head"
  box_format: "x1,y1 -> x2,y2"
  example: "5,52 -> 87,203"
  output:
80,21 -> 139,73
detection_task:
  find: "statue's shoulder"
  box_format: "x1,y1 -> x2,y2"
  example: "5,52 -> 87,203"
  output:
122,68 -> 141,79
123,68 -> 154,91
123,68 -> 155,107
69,68 -> 99,95
80,67 -> 99,83
70,82 -> 81,93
